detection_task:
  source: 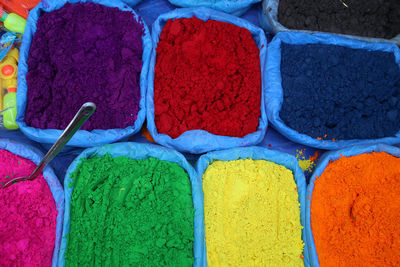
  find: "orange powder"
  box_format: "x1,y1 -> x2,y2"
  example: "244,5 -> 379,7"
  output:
311,152 -> 400,267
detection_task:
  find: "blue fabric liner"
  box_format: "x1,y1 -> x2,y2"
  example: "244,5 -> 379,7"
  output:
168,0 -> 261,16
196,146 -> 310,267
259,0 -> 400,45
147,7 -> 268,154
0,138 -> 65,267
266,31 -> 400,150
121,0 -> 142,7
16,0 -> 152,147
58,142 -> 204,267
305,143 -> 400,267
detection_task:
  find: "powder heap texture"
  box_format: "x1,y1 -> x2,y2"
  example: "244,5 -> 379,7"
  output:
203,159 -> 304,266
311,152 -> 400,266
25,3 -> 143,131
154,17 -> 261,138
0,149 -> 57,267
280,43 -> 400,140
278,0 -> 400,39
65,155 -> 194,266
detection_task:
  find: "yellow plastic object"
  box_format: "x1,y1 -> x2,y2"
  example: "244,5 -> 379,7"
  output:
0,48 -> 18,81
0,9 -> 26,34
6,47 -> 19,62
0,48 -> 19,129
0,80 -> 4,111
3,91 -> 18,129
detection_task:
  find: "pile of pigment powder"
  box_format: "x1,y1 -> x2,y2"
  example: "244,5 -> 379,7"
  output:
279,43 -> 400,140
203,159 -> 304,266
25,3 -> 143,131
278,0 -> 400,39
65,155 -> 194,266
311,152 -> 400,266
154,17 -> 261,138
0,149 -> 57,266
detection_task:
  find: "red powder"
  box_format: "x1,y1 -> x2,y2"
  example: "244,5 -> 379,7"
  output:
154,17 -> 261,138
0,150 -> 57,266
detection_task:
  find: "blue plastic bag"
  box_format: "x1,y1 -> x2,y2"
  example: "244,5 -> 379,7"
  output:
0,31 -> 17,62
196,146 -> 310,267
147,7 -> 268,154
259,0 -> 400,45
58,142 -> 204,267
0,138 -> 64,267
16,0 -> 152,147
266,31 -> 400,150
305,143 -> 400,267
168,0 -> 261,16
121,0 -> 142,7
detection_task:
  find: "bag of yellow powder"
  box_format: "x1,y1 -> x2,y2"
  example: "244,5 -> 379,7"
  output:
196,146 -> 309,267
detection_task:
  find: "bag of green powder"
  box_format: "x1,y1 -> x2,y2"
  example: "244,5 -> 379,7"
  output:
58,142 -> 204,267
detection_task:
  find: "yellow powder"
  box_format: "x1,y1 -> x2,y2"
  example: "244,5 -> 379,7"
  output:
203,159 -> 304,267
298,159 -> 314,172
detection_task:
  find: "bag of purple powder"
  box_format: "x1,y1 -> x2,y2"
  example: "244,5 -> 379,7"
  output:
16,0 -> 151,147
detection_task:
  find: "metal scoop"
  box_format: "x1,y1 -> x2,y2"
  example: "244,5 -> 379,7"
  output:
1,102 -> 96,189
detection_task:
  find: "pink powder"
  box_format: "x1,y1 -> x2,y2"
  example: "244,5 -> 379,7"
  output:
0,149 -> 58,266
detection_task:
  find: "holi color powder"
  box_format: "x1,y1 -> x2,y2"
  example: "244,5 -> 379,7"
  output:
65,155 -> 194,266
278,0 -> 400,39
203,159 -> 304,266
25,3 -> 144,131
154,17 -> 261,138
311,152 -> 400,266
280,43 -> 400,141
0,149 -> 57,267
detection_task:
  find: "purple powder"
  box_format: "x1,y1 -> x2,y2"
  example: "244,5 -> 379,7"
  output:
25,2 -> 144,131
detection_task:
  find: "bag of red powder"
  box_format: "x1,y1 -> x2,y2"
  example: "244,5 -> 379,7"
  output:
0,138 -> 64,267
16,0 -> 152,147
168,0 -> 261,16
147,8 -> 268,154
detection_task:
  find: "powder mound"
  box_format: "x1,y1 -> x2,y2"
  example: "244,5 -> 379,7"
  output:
278,0 -> 400,39
65,155 -> 194,266
311,152 -> 400,266
203,159 -> 304,266
25,2 -> 144,131
0,150 -> 58,267
279,43 -> 400,140
154,17 -> 261,139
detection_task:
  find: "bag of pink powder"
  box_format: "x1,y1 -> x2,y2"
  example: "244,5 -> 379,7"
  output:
0,138 -> 64,267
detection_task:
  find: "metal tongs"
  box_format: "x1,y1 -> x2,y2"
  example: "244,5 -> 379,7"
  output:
1,102 -> 96,189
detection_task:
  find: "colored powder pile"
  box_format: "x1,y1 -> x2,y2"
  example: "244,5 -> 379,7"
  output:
278,0 -> 400,39
65,155 -> 194,266
296,149 -> 319,173
0,149 -> 57,266
311,152 -> 400,266
25,3 -> 144,131
280,43 -> 400,140
154,17 -> 261,138
203,159 -> 304,266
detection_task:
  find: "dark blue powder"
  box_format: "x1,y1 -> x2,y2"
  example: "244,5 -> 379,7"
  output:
279,43 -> 400,140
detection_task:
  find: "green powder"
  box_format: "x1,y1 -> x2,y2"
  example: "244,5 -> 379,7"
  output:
65,155 -> 194,266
